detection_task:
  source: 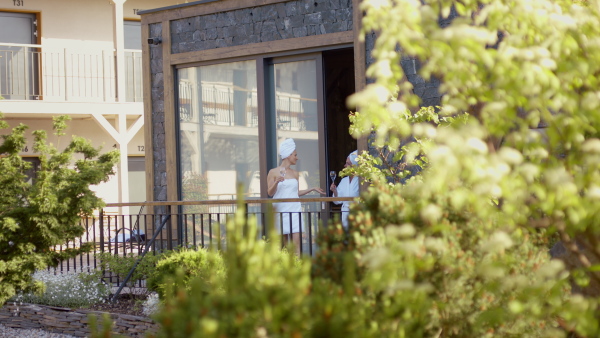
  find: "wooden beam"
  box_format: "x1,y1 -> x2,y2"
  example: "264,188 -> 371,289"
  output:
91,113 -> 121,143
170,31 -> 354,66
142,0 -> 290,24
105,196 -> 357,207
352,0 -> 368,193
162,21 -> 178,203
125,115 -> 144,144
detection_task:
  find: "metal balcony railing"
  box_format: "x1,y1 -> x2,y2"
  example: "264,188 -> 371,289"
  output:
178,81 -> 313,131
0,43 -> 142,102
52,197 -> 355,286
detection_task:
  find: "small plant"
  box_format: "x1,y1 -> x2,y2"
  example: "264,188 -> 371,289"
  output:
98,252 -> 163,296
89,313 -> 117,338
13,269 -> 109,308
142,292 -> 161,317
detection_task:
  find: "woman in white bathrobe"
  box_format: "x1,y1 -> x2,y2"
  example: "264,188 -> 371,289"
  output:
267,138 -> 325,253
330,150 -> 360,228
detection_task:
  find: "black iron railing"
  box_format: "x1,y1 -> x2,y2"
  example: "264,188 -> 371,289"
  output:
51,197 -> 354,287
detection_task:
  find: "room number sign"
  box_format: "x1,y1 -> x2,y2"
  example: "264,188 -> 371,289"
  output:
13,0 -> 24,6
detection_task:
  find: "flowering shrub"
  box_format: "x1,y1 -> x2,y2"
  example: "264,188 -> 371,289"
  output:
13,269 -> 109,308
142,292 -> 161,317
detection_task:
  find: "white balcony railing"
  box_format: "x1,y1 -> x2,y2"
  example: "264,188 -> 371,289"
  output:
178,81 -> 314,131
0,43 -> 142,102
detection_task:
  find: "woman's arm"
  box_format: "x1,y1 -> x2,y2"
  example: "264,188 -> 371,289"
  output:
299,187 -> 326,196
267,169 -> 284,197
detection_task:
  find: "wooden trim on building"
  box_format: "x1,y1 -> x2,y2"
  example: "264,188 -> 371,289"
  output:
142,0 -> 291,24
170,31 -> 355,66
162,21 -> 178,203
256,57 -> 269,199
141,21 -> 154,204
352,0 -> 368,193
105,196 -> 356,208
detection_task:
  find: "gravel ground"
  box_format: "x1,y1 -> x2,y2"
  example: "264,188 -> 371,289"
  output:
0,324 -> 76,338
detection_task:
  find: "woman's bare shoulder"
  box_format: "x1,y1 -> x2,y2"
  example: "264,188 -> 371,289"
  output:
267,167 -> 279,178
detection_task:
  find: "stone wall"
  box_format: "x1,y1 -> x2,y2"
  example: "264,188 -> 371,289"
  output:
0,303 -> 157,337
149,22 -> 167,204
364,32 -> 443,108
171,0 -> 353,54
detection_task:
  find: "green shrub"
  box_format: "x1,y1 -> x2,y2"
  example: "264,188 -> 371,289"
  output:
0,114 -> 119,304
311,222 -> 349,283
149,0 -> 600,335
98,252 -> 162,295
146,248 -> 226,298
152,204 -> 313,337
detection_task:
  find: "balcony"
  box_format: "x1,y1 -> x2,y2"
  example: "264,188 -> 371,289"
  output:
178,80 -> 313,131
0,43 -> 142,103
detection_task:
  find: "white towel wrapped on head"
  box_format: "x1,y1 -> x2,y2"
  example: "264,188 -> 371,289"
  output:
348,150 -> 358,165
279,138 -> 296,159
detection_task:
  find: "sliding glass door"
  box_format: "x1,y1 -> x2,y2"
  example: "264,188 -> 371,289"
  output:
177,60 -> 260,203
265,54 -> 324,199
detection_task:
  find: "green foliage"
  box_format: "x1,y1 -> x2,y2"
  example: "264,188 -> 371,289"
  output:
152,203 -> 315,337
146,248 -> 226,298
312,222 -> 349,283
0,114 -> 119,305
151,0 -> 600,336
346,106 -> 468,184
98,252 -> 162,294
89,313 -> 122,338
344,0 -> 600,335
156,199 -> 590,337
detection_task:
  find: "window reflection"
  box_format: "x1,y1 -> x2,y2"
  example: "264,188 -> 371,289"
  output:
272,60 -> 320,193
178,61 -> 260,201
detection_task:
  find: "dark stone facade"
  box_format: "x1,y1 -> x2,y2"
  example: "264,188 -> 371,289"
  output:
171,0 -> 353,54
149,22 -> 167,203
364,32 -> 442,108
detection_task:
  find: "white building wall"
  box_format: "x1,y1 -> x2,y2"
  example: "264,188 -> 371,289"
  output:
0,0 -> 183,206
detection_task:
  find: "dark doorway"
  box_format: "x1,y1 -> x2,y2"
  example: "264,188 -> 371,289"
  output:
0,11 -> 39,100
23,157 -> 40,184
323,48 -> 356,192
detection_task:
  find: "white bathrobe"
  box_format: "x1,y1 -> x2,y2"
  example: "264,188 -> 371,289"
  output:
334,176 -> 359,228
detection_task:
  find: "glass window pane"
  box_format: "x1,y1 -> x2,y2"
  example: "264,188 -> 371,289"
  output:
178,60 -> 259,203
124,21 -> 141,50
272,60 -> 320,192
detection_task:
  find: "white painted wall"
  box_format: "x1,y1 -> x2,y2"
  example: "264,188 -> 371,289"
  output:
0,0 -> 184,205
0,0 -> 184,49
1,117 -> 145,202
